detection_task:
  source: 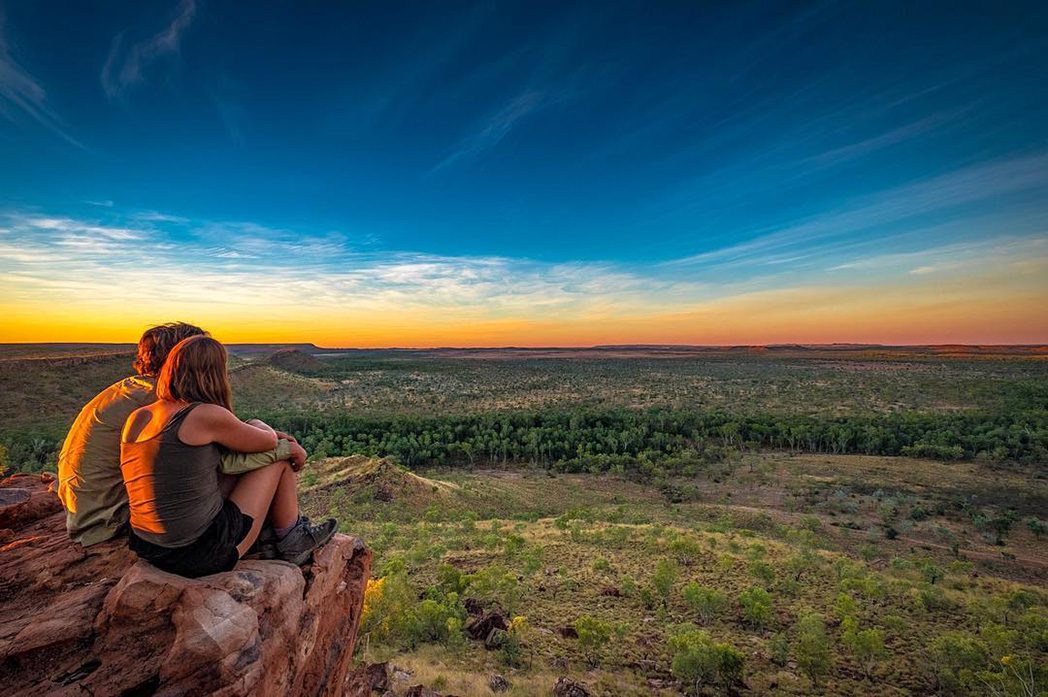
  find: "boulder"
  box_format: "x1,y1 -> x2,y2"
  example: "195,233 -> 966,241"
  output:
405,685 -> 442,697
462,596 -> 486,616
0,472 -> 372,697
345,661 -> 390,696
488,673 -> 509,692
484,628 -> 509,651
558,625 -> 579,639
465,609 -> 507,641
552,677 -> 591,697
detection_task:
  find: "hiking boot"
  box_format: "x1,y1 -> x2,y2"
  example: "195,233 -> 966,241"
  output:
275,515 -> 338,566
244,523 -> 279,560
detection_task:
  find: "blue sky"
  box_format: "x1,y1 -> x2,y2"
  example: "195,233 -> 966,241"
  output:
1,1 -> 1046,344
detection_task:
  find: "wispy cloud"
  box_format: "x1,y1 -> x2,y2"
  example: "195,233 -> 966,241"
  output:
101,0 -> 197,98
429,91 -> 544,175
666,151 -> 1048,270
1,205 -> 1045,344
0,14 -> 83,147
800,109 -> 964,169
0,208 -> 711,318
829,236 -> 1046,276
3,204 -> 1045,325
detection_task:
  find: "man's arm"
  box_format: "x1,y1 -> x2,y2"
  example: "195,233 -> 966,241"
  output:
220,438 -> 295,475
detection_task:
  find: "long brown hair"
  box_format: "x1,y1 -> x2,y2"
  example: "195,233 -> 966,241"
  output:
155,335 -> 233,411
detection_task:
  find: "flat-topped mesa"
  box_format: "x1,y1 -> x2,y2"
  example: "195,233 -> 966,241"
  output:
0,472 -> 372,697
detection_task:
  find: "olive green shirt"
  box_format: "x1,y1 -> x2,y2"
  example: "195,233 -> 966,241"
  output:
57,375 -> 292,546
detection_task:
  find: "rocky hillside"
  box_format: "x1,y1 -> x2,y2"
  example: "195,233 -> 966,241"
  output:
0,473 -> 372,696
266,348 -> 327,374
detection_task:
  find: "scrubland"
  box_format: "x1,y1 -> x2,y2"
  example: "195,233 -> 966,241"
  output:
1,345 -> 1045,694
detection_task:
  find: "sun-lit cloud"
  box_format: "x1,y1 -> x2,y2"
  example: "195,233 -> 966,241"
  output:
2,205 -> 1045,346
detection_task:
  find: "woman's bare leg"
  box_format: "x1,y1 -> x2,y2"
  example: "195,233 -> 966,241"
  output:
218,473 -> 238,498
228,460 -> 299,557
267,464 -> 299,529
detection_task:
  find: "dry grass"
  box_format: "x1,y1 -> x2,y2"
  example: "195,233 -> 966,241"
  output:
303,454 -> 1046,696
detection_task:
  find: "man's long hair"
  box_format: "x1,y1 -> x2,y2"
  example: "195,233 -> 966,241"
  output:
155,335 -> 234,412
134,322 -> 207,377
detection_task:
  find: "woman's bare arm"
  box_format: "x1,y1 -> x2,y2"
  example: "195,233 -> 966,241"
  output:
181,404 -> 279,452
246,418 -> 276,435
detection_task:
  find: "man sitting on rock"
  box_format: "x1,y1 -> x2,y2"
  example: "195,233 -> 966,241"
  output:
57,322 -> 303,547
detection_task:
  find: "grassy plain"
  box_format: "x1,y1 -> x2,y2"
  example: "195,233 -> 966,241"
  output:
303,454 -> 1046,696
0,344 -> 1045,694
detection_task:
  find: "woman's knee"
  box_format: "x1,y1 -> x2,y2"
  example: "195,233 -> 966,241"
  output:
260,459 -> 292,476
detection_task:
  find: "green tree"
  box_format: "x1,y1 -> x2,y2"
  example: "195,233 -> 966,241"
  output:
769,632 -> 790,666
921,563 -> 945,585
843,621 -> 886,680
575,615 -> 612,667
652,558 -> 680,607
926,631 -> 989,694
682,582 -> 726,624
739,586 -> 773,628
795,612 -> 832,686
668,628 -> 745,695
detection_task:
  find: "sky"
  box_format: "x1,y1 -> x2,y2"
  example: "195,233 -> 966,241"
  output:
1,0 -> 1046,346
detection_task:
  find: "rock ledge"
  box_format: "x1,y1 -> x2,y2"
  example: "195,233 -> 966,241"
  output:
0,473 -> 371,697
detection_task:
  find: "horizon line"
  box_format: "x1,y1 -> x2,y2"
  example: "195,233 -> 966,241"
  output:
3,341 -> 1046,351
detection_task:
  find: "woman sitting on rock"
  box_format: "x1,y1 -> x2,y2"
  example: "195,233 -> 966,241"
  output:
120,335 -> 336,577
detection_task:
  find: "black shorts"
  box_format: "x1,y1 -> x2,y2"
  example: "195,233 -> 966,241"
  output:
129,499 -> 254,578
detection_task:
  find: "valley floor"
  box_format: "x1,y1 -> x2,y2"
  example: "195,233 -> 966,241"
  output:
300,453 -> 1047,696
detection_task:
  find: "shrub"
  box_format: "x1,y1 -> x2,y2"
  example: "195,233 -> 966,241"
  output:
926,631 -> 989,694
499,615 -> 530,667
975,655 -> 1048,697
668,628 -> 745,695
834,592 -> 858,619
437,563 -> 468,594
910,505 -> 931,521
575,615 -> 613,667
860,544 -> 880,562
465,565 -> 521,613
769,632 -> 790,666
638,585 -> 658,611
360,572 -> 466,648
785,549 -> 819,581
739,587 -> 773,628
682,582 -> 726,624
652,558 -> 680,607
748,560 -> 776,585
843,623 -> 886,680
889,556 -> 914,573
915,583 -> 954,613
1017,609 -> 1048,652
669,535 -> 703,563
800,515 -> 822,532
795,612 -> 832,686
921,563 -> 945,585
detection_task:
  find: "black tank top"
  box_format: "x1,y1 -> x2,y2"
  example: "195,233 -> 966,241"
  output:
120,403 -> 224,547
